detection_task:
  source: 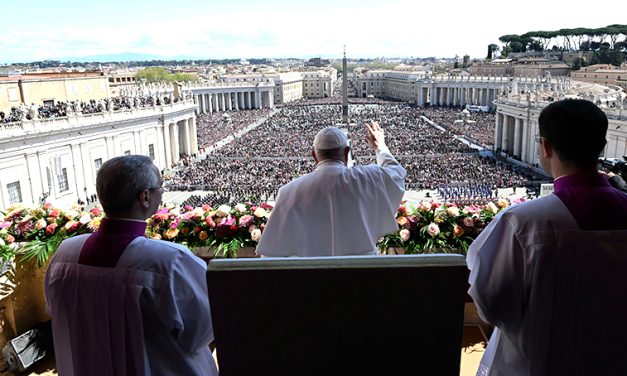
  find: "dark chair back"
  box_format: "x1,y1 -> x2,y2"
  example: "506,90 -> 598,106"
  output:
207,254 -> 468,376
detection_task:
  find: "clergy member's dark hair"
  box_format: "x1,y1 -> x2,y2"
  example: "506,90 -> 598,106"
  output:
96,155 -> 160,215
538,99 -> 607,167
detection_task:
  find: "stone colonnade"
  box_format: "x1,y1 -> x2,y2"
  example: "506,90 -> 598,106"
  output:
193,89 -> 274,114
418,84 -> 499,109
162,117 -> 198,167
493,112 -> 538,164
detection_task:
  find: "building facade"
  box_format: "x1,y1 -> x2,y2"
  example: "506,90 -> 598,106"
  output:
0,72 -> 111,112
570,64 -> 627,91
493,84 -> 626,165
0,99 -> 198,208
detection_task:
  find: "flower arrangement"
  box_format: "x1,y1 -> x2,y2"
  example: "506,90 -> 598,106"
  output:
0,203 -> 103,266
146,202 -> 272,258
378,197 -> 520,255
0,197 -> 520,268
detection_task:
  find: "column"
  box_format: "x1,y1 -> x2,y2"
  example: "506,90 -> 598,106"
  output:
233,92 -> 239,110
256,91 -> 262,109
513,117 -> 522,157
189,117 -> 198,155
245,92 -> 251,109
227,92 -> 233,111
460,87 -> 466,107
268,90 -> 274,109
220,93 -> 226,111
180,119 -> 191,156
418,87 -> 424,106
169,122 -> 180,164
206,94 -> 212,113
520,119 -> 529,162
163,123 -> 172,168
197,95 -> 203,114
494,113 -> 504,150
501,115 -> 510,153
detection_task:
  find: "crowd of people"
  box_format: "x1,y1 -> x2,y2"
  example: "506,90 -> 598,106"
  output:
423,106 -> 496,147
1,95 -> 184,122
195,108 -> 272,152
168,101 -> 540,205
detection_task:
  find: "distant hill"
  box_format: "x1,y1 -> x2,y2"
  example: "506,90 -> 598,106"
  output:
57,52 -> 198,63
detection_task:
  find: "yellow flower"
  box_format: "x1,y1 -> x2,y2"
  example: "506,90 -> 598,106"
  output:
396,216 -> 408,226
164,227 -> 179,239
88,218 -> 101,231
497,198 -> 510,209
151,233 -> 162,240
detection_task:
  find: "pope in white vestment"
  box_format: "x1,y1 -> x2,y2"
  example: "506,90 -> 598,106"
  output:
257,123 -> 406,256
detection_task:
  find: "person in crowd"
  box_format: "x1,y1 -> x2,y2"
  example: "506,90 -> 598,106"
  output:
467,99 -> 627,375
257,121 -> 406,256
45,155 -> 218,376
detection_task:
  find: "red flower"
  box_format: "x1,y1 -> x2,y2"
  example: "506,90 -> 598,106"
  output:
260,202 -> 273,210
45,223 -> 58,235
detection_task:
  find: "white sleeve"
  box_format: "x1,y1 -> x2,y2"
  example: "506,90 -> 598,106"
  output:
467,213 -> 525,331
160,251 -> 214,352
375,147 -> 406,205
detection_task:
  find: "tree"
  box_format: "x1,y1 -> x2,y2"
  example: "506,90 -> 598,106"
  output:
135,67 -> 198,83
486,44 -> 500,59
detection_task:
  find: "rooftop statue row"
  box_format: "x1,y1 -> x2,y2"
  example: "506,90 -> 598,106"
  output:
0,94 -> 195,124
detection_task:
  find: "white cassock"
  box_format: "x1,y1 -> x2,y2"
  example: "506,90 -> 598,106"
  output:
467,194 -> 627,376
257,147 -> 406,256
45,235 -> 219,376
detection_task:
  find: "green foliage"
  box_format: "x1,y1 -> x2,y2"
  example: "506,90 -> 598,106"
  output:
135,67 -> 198,83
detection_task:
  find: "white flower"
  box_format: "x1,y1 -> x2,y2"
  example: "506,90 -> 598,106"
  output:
446,206 -> 460,217
64,209 -> 79,220
486,202 -> 499,214
235,203 -> 247,213
253,207 -> 267,218
420,201 -> 432,211
251,228 -> 262,242
79,214 -> 91,225
216,205 -> 231,217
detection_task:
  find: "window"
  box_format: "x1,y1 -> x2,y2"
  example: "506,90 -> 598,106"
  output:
148,144 -> 155,160
58,168 -> 69,192
7,181 -> 22,204
43,100 -> 54,106
94,158 -> 102,172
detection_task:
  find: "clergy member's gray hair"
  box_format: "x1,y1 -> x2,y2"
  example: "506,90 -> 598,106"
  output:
314,146 -> 345,161
96,155 -> 160,215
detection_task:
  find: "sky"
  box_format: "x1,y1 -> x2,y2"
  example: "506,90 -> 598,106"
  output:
2,0 -> 626,64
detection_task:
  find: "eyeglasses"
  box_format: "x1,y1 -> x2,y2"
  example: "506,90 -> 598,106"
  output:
147,186 -> 167,194
534,135 -> 546,144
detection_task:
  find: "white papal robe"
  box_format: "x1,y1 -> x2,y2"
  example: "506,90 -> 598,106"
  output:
467,193 -> 627,376
257,147 -> 406,256
45,234 -> 219,376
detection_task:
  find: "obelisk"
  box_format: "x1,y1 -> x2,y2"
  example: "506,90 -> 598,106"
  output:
342,45 -> 349,124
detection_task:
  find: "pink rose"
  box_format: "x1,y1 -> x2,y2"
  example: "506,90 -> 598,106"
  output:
427,223 -> 440,237
399,228 -> 410,242
462,217 -> 474,228
239,215 -> 254,228
205,216 -> 216,228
